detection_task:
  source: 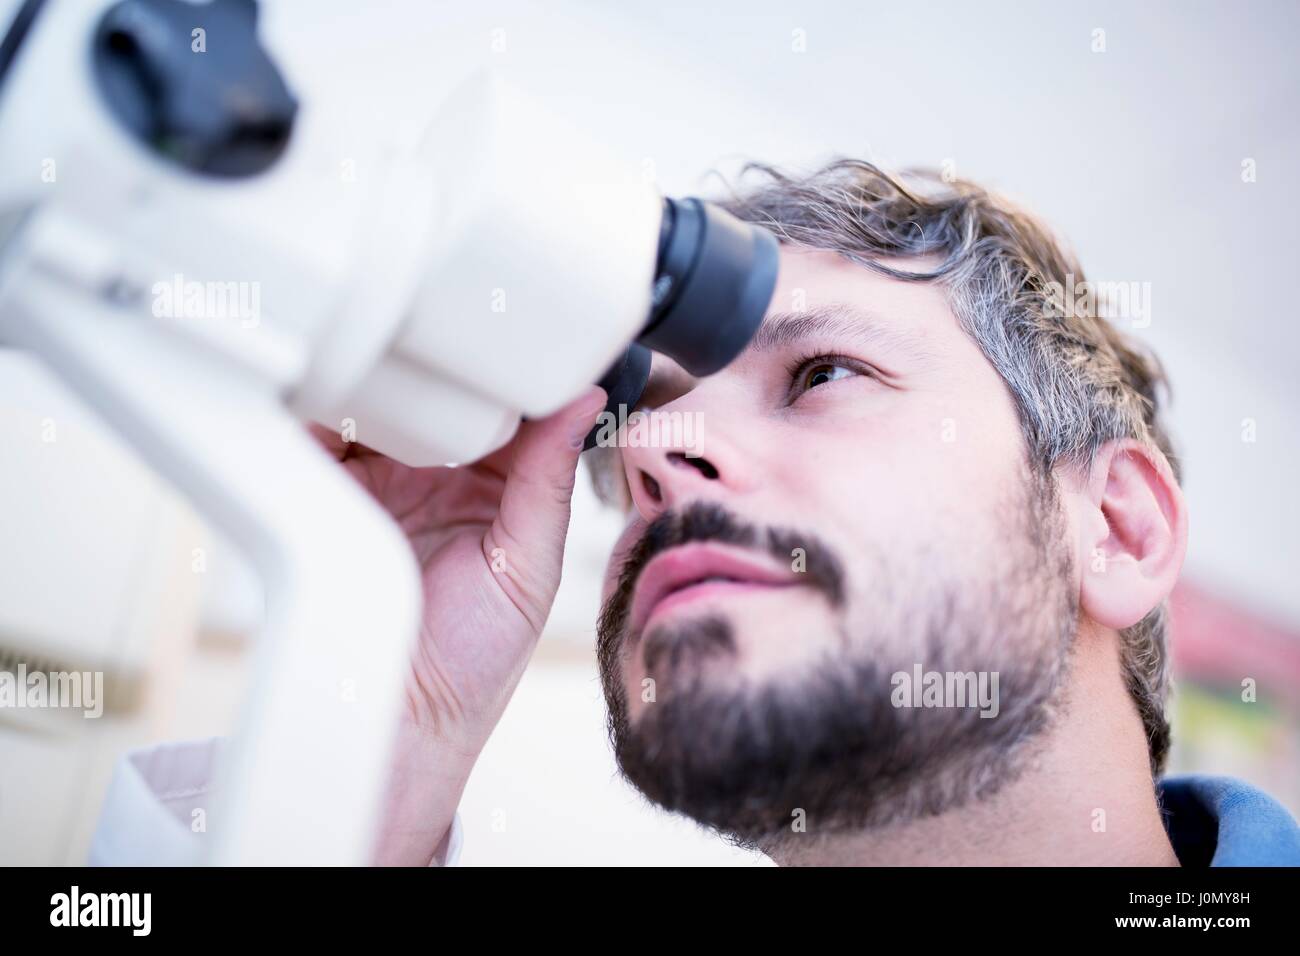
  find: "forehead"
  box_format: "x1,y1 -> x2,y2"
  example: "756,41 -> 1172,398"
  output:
764,246 -> 958,351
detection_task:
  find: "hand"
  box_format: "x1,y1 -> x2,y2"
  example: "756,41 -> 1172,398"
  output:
311,385 -> 607,863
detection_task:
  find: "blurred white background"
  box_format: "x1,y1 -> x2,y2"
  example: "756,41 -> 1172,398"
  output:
2,0 -> 1297,864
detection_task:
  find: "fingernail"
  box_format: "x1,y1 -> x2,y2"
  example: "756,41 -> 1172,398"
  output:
568,387 -> 607,450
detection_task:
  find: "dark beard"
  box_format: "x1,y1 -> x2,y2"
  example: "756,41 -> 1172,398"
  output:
595,472 -> 1078,852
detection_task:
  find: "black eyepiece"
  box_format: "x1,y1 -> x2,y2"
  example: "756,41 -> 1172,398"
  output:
640,198 -> 778,377
583,198 -> 778,451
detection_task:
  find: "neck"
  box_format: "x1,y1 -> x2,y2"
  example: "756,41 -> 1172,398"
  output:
767,622 -> 1181,866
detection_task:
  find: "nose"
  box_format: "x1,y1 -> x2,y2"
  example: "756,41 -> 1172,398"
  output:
621,417 -> 750,522
643,452 -> 719,497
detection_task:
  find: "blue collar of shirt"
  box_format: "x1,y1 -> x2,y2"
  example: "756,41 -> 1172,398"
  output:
1157,774 -> 1300,866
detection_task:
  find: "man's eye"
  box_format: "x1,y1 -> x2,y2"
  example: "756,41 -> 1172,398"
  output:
788,354 -> 868,399
802,363 -> 855,389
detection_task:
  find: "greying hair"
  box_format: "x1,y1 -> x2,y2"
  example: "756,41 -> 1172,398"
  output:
716,158 -> 1178,777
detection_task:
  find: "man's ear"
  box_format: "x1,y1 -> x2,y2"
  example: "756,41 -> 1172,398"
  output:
1079,439 -> 1188,630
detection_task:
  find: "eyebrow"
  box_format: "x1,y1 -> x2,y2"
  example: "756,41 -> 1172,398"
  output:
744,303 -> 938,368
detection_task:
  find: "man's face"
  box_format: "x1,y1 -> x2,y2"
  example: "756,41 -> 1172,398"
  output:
593,247 -> 1080,848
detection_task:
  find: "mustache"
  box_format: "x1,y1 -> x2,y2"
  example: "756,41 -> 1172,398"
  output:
597,500 -> 846,648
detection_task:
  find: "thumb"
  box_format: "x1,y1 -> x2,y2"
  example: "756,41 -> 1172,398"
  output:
487,385 -> 607,617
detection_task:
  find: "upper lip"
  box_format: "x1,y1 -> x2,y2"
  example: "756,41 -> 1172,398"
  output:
627,541 -> 800,638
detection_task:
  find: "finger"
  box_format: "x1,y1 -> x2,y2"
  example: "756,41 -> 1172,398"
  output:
307,421 -> 386,464
307,421 -> 349,459
488,386 -> 607,614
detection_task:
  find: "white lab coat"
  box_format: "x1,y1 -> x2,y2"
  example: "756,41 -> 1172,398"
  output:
87,738 -> 463,866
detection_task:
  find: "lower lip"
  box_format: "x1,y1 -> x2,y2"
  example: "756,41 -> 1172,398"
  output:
642,580 -> 787,631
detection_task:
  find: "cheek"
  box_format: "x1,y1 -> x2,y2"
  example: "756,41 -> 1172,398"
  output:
600,516 -> 646,599
764,393 -> 1025,562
